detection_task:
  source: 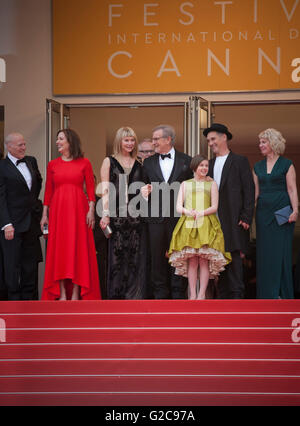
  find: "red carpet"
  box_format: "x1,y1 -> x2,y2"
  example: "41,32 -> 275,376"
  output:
0,300 -> 299,406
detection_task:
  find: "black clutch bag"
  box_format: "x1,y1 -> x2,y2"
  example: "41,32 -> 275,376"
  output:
274,205 -> 292,225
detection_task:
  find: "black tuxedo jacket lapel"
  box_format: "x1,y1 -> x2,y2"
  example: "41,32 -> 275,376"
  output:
24,157 -> 38,195
219,151 -> 233,192
168,150 -> 180,184
209,157 -> 215,179
153,154 -> 165,183
5,157 -> 30,191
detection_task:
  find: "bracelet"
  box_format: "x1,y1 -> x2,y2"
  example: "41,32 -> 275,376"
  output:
102,209 -> 110,217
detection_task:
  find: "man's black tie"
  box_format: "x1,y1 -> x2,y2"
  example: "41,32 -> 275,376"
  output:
16,158 -> 26,165
160,153 -> 171,160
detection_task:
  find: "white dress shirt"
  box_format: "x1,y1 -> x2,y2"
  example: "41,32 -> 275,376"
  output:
159,147 -> 175,182
2,153 -> 32,230
213,153 -> 229,188
8,152 -> 32,190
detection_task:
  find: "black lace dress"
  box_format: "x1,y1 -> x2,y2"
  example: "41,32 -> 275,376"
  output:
107,156 -> 147,299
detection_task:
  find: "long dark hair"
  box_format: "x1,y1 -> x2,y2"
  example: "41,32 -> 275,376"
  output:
57,128 -> 84,159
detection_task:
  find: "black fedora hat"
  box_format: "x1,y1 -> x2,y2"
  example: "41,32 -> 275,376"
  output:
203,123 -> 232,140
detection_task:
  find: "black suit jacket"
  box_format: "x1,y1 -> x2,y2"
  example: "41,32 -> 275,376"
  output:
142,150 -> 193,224
0,156 -> 43,236
209,151 -> 255,254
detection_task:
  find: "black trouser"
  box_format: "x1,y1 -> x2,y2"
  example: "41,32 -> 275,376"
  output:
148,221 -> 188,299
0,245 -> 6,300
0,228 -> 40,301
217,250 -> 245,299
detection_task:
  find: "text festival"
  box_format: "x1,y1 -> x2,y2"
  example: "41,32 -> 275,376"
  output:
106,1 -> 300,82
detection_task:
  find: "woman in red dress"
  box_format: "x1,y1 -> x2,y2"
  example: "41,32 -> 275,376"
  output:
40,129 -> 101,300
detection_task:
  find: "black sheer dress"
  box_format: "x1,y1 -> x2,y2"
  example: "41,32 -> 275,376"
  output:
107,156 -> 147,299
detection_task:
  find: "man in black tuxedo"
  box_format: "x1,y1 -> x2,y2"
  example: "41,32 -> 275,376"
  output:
0,133 -> 43,300
142,124 -> 193,299
203,123 -> 255,299
0,147 -> 4,299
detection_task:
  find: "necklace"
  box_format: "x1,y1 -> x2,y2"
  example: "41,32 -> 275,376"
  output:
115,154 -> 134,170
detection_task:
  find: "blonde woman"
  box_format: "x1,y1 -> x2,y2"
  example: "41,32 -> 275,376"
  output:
253,128 -> 298,299
100,127 -> 146,299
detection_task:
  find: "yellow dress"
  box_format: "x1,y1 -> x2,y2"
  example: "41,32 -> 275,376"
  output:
168,179 -> 231,277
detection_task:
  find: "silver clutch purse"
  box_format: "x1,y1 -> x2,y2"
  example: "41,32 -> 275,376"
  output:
102,224 -> 113,238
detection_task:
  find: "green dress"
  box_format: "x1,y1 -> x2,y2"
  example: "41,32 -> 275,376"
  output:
168,179 -> 231,277
254,156 -> 295,299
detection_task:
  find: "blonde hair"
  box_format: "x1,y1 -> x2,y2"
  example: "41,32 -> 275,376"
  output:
113,126 -> 138,158
258,128 -> 286,155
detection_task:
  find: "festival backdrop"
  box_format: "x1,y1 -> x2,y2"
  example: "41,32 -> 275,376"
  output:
52,0 -> 300,94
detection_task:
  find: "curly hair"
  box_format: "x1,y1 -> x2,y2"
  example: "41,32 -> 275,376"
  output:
258,128 -> 286,155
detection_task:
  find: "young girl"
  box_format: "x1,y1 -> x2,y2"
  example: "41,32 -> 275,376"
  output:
168,155 -> 231,300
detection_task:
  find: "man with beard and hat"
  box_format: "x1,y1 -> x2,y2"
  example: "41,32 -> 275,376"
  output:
203,123 -> 255,299
0,133 -> 43,300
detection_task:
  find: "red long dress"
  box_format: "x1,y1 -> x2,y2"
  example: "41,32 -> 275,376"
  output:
41,157 -> 101,300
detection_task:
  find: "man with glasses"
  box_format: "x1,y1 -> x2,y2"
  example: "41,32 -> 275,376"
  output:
137,138 -> 155,163
142,124 -> 192,299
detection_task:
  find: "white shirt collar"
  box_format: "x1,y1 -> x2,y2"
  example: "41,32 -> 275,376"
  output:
160,147 -> 175,159
215,153 -> 229,160
7,152 -> 20,165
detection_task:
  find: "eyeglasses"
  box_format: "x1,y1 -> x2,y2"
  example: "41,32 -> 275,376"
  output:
152,136 -> 166,142
139,150 -> 155,154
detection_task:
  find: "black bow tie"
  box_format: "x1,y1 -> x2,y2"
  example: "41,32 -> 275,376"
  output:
160,153 -> 171,160
16,158 -> 26,165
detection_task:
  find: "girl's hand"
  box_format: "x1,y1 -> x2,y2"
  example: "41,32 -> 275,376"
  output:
195,210 -> 204,220
100,215 -> 110,230
184,208 -> 196,217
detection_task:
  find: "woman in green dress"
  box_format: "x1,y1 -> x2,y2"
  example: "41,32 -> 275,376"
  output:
253,128 -> 298,299
169,155 -> 231,300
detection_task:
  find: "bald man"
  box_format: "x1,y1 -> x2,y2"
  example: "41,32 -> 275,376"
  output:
0,147 -> 4,299
0,133 -> 42,300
